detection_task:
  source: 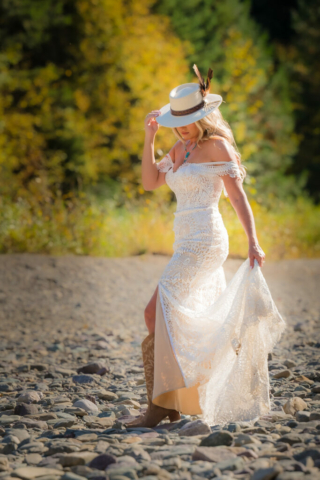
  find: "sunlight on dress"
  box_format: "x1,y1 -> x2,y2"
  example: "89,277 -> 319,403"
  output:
152,153 -> 287,426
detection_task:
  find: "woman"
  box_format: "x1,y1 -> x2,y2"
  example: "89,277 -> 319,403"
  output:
125,65 -> 286,429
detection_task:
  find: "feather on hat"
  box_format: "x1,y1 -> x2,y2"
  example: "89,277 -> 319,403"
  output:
193,64 -> 213,97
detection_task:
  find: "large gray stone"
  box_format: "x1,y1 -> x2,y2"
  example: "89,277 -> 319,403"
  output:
293,448 -> 320,465
200,431 -> 234,447
251,465 -> 283,480
214,456 -> 244,472
13,467 -> 63,479
54,419 -> 76,428
0,415 -> 21,425
0,456 -> 9,472
17,391 -> 42,404
88,453 -> 117,470
192,446 -> 237,463
72,399 -> 99,413
58,452 -> 98,467
25,454 -> 43,465
72,375 -> 97,385
14,403 -> 39,416
233,433 -> 260,446
178,419 -> 211,437
283,397 -> 307,415
278,433 -> 303,445
77,362 -> 108,374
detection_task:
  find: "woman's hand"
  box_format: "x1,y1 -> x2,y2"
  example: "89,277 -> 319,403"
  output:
144,110 -> 161,137
248,242 -> 265,268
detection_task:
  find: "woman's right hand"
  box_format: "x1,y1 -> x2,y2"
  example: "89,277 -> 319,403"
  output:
144,110 -> 161,137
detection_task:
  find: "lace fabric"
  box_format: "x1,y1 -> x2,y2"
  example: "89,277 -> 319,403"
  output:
154,152 -> 287,425
156,152 -> 241,197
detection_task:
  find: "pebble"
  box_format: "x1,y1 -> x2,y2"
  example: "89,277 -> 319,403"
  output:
17,391 -> 42,403
177,419 -> 211,436
200,431 -> 234,447
283,397 -> 308,415
192,446 -> 237,462
72,399 -> 99,413
13,467 -> 64,479
0,256 -> 320,480
72,375 -> 97,385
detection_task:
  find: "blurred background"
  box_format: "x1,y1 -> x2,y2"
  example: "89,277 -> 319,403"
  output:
0,0 -> 319,260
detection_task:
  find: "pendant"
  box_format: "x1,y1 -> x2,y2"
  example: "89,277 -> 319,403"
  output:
183,152 -> 190,163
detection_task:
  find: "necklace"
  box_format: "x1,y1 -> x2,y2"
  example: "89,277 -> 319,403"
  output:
183,141 -> 197,163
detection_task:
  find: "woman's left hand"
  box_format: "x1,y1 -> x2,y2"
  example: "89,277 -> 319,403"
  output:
248,242 -> 265,268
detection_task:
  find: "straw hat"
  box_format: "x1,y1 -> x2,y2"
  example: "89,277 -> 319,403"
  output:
156,64 -> 222,128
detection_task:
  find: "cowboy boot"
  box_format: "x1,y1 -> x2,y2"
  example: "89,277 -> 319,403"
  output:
125,332 -> 180,428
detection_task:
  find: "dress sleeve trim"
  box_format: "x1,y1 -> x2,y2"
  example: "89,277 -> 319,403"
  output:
194,160 -> 243,198
196,160 -> 242,180
155,153 -> 173,173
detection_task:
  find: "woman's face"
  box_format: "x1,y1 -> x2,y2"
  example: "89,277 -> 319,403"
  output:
176,123 -> 199,142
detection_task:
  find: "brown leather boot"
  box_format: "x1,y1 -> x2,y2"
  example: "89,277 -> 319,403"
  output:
125,332 -> 181,428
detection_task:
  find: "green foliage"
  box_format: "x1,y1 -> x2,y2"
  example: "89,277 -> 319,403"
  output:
0,0 -> 319,259
0,0 -> 189,204
152,0 -> 302,203
246,0 -> 320,202
283,0 -> 320,202
1,195 -> 319,260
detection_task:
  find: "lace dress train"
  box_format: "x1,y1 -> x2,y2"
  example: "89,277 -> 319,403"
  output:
151,153 -> 287,426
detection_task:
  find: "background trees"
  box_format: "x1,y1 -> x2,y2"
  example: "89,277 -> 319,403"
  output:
0,0 -> 319,257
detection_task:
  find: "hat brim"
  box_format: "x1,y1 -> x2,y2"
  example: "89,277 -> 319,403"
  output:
156,94 -> 222,128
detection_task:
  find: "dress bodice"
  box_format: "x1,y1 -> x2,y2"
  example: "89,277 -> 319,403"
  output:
156,153 -> 242,213
153,151 -> 286,427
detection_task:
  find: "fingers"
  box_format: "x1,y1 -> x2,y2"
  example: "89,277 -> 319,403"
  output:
250,255 -> 264,269
249,244 -> 266,270
145,110 -> 161,119
145,111 -> 161,130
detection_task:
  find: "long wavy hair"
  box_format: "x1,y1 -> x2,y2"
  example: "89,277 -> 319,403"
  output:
172,108 -> 246,181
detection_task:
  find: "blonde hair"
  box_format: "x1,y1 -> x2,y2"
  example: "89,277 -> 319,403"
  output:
172,108 -> 246,181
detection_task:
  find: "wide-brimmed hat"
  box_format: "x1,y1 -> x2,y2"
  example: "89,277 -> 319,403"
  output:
156,64 -> 222,128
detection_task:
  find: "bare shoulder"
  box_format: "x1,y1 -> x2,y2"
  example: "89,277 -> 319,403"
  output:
206,136 -> 235,163
168,140 -> 182,163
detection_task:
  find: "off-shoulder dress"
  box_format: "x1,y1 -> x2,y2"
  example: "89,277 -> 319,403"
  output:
151,153 -> 286,425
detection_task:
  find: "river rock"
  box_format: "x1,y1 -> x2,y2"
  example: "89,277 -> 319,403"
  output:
14,403 -> 39,416
178,419 -> 211,436
17,391 -> 42,403
13,467 -> 64,479
77,362 -> 108,374
192,446 -> 237,462
58,452 -> 98,467
88,453 -> 117,469
283,397 -> 308,415
72,375 -> 97,385
72,399 -> 99,413
200,431 -> 234,447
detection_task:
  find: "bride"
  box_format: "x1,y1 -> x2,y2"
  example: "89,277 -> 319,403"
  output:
125,65 -> 286,429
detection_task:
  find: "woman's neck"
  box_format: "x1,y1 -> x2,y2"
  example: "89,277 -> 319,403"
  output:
186,137 -> 198,146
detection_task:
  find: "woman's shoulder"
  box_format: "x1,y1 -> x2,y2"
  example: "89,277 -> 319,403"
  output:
206,136 -> 234,163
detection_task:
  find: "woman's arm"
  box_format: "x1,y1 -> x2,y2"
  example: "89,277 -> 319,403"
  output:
141,110 -> 167,191
211,138 -> 265,268
223,175 -> 265,268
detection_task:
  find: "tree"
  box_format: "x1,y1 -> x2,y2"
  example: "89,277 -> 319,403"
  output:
0,0 -> 189,204
153,0 -> 301,202
283,0 -> 320,202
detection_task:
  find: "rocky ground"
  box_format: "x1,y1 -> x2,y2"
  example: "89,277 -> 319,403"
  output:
0,253 -> 320,480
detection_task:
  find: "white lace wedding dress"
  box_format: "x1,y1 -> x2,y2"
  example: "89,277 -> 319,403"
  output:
151,152 -> 287,426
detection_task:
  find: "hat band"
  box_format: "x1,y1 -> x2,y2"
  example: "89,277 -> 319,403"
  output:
170,100 -> 205,117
